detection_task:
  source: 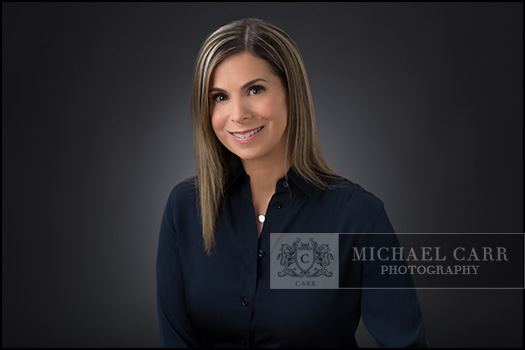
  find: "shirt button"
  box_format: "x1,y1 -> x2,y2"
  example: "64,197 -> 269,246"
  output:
282,181 -> 289,188
273,201 -> 282,209
241,297 -> 249,306
258,249 -> 265,258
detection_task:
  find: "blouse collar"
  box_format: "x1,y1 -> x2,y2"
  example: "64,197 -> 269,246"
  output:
225,166 -> 325,200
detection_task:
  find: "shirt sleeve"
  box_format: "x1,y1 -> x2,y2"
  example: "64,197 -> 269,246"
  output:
360,206 -> 430,348
156,189 -> 200,348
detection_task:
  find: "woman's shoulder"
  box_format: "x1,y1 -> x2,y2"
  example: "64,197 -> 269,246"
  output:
324,176 -> 386,214
166,176 -> 198,205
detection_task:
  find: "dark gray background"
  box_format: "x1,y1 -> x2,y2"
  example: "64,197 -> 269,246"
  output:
2,2 -> 523,348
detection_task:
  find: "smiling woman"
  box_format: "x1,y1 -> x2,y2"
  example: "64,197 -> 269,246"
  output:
156,18 -> 429,348
189,17 -> 344,252
209,52 -> 289,235
209,52 -> 288,172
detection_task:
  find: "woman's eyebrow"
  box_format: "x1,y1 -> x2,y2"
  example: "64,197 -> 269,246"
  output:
209,78 -> 268,93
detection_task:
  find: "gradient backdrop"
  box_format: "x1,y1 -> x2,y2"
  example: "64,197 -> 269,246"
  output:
2,2 -> 523,348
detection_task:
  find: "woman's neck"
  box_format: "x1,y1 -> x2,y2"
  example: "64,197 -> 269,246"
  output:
242,158 -> 290,195
242,157 -> 289,237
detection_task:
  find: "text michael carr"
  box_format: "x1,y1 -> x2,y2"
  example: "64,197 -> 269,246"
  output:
352,246 -> 509,276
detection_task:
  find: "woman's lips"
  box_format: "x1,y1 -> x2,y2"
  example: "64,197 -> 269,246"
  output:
229,126 -> 264,143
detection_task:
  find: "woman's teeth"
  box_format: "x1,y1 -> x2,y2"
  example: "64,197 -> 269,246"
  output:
232,126 -> 263,139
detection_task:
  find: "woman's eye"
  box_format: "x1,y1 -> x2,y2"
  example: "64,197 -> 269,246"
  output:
249,86 -> 265,95
213,93 -> 228,102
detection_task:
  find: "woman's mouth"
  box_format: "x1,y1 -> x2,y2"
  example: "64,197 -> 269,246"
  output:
230,126 -> 264,142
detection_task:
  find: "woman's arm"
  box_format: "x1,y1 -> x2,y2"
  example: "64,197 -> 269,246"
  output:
156,189 -> 200,348
361,207 -> 430,347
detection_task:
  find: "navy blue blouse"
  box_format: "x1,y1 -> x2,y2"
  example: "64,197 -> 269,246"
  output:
156,167 -> 429,348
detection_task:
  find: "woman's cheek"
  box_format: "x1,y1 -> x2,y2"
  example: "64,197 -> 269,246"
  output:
258,94 -> 287,121
254,99 -> 277,119
210,111 -> 225,136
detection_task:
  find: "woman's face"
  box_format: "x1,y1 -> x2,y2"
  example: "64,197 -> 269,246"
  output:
209,51 -> 288,165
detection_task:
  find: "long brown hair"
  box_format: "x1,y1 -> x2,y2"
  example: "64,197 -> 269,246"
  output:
191,18 -> 345,254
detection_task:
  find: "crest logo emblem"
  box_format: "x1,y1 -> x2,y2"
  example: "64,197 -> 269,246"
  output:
277,238 -> 334,277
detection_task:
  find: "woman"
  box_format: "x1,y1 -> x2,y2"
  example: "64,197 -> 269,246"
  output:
157,18 -> 428,347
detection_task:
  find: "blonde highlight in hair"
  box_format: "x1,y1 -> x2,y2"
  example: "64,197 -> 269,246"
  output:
191,18 -> 345,254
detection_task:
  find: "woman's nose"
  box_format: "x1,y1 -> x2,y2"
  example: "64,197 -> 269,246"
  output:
230,98 -> 250,123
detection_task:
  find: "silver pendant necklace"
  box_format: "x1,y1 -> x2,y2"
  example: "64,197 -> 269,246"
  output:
257,214 -> 265,223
